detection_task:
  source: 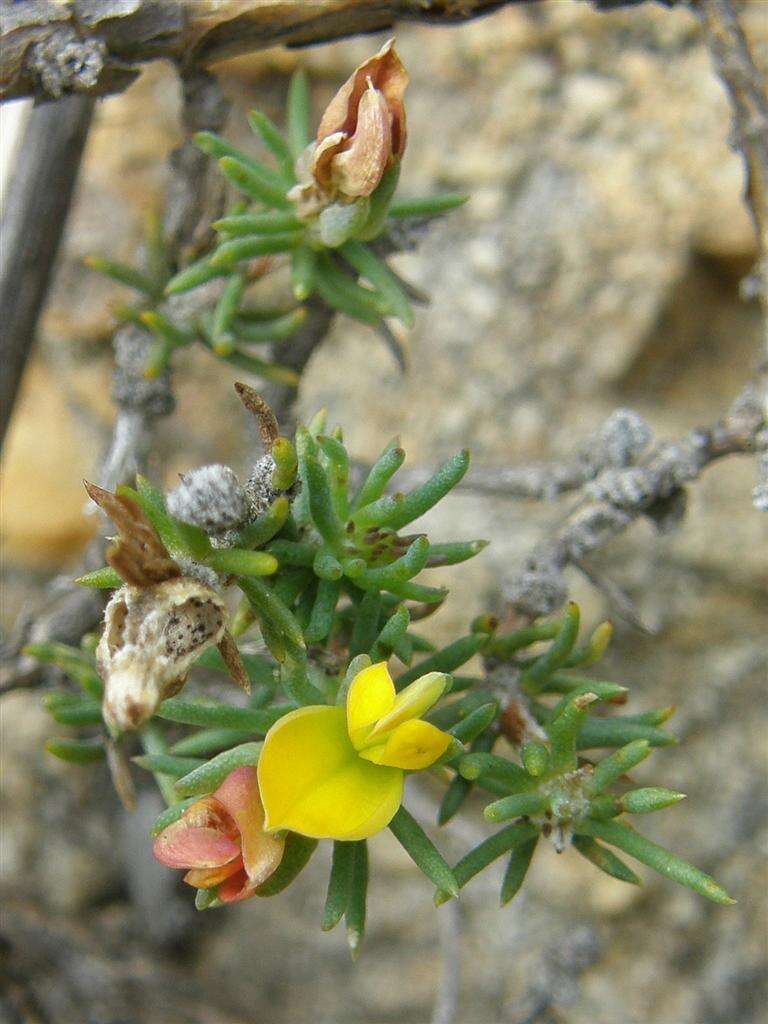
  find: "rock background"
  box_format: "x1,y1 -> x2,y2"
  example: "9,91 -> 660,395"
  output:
1,3 -> 766,1022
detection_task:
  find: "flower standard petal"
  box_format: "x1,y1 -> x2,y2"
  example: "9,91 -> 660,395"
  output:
368,671 -> 449,738
346,661 -> 396,747
360,719 -> 451,771
153,821 -> 241,869
259,704 -> 403,840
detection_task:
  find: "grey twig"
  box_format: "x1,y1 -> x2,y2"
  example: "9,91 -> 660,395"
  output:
0,93 -> 94,450
431,898 -> 462,1024
503,375 -> 767,618
697,0 -> 768,345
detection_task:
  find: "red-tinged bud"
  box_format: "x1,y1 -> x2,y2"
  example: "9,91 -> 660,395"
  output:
153,766 -> 285,903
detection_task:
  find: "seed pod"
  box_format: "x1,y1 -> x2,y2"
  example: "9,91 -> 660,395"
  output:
97,578 -> 227,733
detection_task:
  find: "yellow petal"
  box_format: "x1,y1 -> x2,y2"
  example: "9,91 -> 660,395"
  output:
360,718 -> 452,770
346,661 -> 396,748
369,671 -> 449,738
259,705 -> 403,841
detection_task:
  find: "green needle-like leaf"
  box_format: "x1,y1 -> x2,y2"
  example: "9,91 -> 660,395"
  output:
571,834 -> 641,885
133,753 -> 205,778
45,737 -> 106,765
521,603 -> 581,693
345,840 -> 369,960
234,308 -> 307,344
370,604 -> 410,662
620,787 -> 686,814
577,818 -> 735,905
247,109 -> 295,180
238,576 -> 307,659
349,591 -> 383,658
205,549 -> 278,577
165,256 -> 225,295
291,246 -> 318,301
322,840 -> 356,931
344,536 -> 430,591
352,438 -> 405,511
388,194 -> 469,218
215,211 -> 303,236
24,642 -> 103,697
305,579 -> 341,643
341,241 -> 415,326
353,449 -> 470,531
484,792 -> 548,824
43,694 -> 103,726
210,272 -> 245,354
218,156 -> 292,209
448,702 -> 498,744
500,836 -> 538,905
434,823 -> 537,905
425,540 -> 488,567
74,565 -> 124,589
548,691 -> 598,773
521,741 -> 550,778
169,728 -> 257,757
235,496 -> 290,548
287,68 -> 311,159
156,696 -> 289,733
173,742 -> 263,797
575,716 -> 676,751
84,255 -> 160,298
211,231 -> 302,268
586,740 -> 652,794
389,806 -> 458,897
396,633 -> 485,688
457,753 -> 532,792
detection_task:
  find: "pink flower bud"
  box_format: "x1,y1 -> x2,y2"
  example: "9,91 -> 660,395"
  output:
153,766 -> 284,903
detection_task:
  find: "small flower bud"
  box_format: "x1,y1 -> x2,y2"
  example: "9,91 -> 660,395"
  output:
167,465 -> 249,534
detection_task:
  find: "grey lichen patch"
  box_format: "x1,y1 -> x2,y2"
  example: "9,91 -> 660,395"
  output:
27,29 -> 107,99
97,578 -> 226,733
167,465 -> 249,534
244,453 -> 280,518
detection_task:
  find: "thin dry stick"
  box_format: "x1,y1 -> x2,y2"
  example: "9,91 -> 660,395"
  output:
431,899 -> 462,1024
697,0 -> 768,347
0,93 -> 94,449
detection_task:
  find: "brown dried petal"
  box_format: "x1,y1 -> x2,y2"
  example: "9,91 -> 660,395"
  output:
217,630 -> 252,694
234,382 -> 278,450
330,85 -> 392,199
84,480 -> 180,587
317,38 -> 408,156
311,130 -> 348,194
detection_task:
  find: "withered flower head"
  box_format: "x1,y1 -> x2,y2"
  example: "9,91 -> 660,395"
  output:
85,481 -> 240,732
290,39 -> 408,215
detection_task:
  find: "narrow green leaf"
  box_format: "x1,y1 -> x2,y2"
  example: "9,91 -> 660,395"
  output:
205,549 -> 278,577
45,737 -> 105,765
23,642 -> 103,697
620,787 -> 686,814
247,109 -> 295,180
542,672 -> 627,702
500,836 -> 538,905
448,702 -> 498,744
195,645 -> 276,689
297,428 -> 343,547
484,792 -> 547,824
165,256 -> 226,295
346,840 -> 369,959
214,211 -> 301,236
353,449 -> 470,531
351,438 -> 405,511
548,691 -> 598,773
314,252 -> 383,324
571,834 -> 641,885
388,193 -> 469,218
170,728 -> 257,757
43,695 -> 102,726
291,246 -> 317,301
341,241 -> 415,326
383,581 -> 447,604
521,603 -> 581,693
268,540 -> 316,567
425,540 -> 488,567
84,255 -> 159,298
521,741 -> 550,778
587,740 -> 652,794
281,655 -> 327,706
322,840 -> 356,931
134,753 -> 205,778
210,272 -> 245,354
349,591 -> 383,658
173,742 -> 263,797
483,621 -> 559,659
576,717 -> 676,751
194,131 -> 285,188
370,604 -> 410,662
358,162 -> 401,240
238,576 -> 306,658
389,805 -> 458,897
218,156 -> 291,209
235,496 -> 290,548
438,731 -> 495,826
457,752 -> 531,791
210,231 -> 302,268
344,536 -> 430,591
271,439 -> 298,491
577,818 -> 735,905
233,308 -> 307,344
305,579 -> 341,643
396,633 -> 485,688
313,547 -> 343,581
434,823 -> 537,905
286,68 -> 311,159
156,697 -> 289,732
74,566 -> 123,589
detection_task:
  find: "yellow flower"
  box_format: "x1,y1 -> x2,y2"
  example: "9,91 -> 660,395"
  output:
258,662 -> 452,841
